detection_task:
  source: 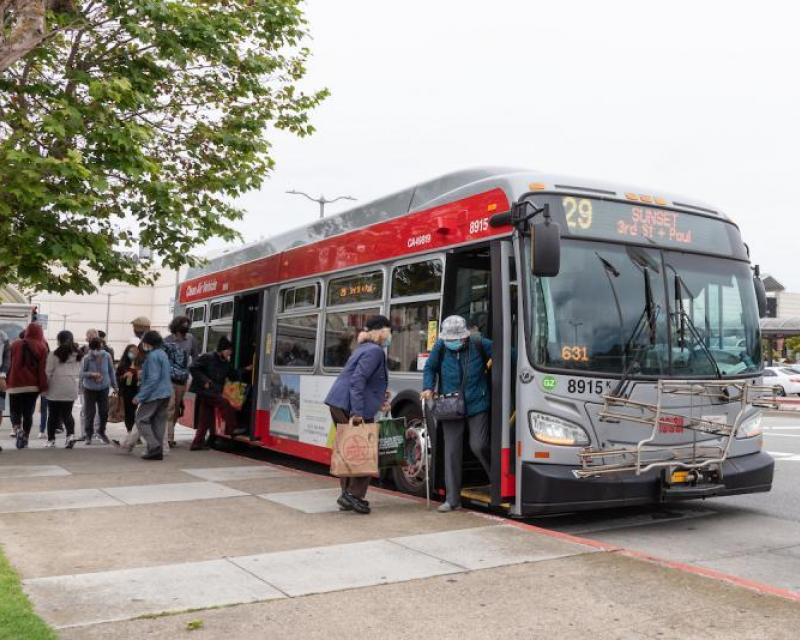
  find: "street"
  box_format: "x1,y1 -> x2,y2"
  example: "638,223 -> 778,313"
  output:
529,415 -> 800,594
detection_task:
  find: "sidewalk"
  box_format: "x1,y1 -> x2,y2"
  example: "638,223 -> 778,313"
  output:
0,423 -> 799,639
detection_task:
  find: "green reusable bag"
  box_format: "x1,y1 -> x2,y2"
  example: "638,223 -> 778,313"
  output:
378,417 -> 406,468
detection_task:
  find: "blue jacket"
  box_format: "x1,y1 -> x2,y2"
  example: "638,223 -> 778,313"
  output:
325,341 -> 388,420
80,351 -> 117,392
422,337 -> 493,417
135,348 -> 173,403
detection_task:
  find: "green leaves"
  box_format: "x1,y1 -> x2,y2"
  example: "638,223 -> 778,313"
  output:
0,0 -> 327,294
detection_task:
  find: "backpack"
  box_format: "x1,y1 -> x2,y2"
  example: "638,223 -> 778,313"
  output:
163,342 -> 190,384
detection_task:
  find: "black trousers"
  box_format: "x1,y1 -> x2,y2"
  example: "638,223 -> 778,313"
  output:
47,400 -> 75,440
83,389 -> 109,437
120,389 -> 137,432
10,392 -> 38,437
329,406 -> 372,500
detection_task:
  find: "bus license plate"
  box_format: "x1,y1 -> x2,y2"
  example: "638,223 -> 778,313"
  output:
670,470 -> 690,484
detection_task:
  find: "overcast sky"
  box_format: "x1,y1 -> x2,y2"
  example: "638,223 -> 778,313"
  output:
213,0 -> 799,289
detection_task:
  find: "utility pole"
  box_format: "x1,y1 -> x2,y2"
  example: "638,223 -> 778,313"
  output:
286,190 -> 356,219
568,320 -> 584,344
53,312 -> 80,331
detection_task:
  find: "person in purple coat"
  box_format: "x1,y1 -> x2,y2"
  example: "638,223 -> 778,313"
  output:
325,315 -> 392,515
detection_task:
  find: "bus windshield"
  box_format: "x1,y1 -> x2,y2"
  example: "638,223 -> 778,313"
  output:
530,239 -> 761,377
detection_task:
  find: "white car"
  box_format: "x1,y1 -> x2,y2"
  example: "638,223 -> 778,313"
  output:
762,366 -> 800,396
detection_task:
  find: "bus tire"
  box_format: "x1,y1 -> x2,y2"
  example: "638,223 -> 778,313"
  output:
391,402 -> 428,496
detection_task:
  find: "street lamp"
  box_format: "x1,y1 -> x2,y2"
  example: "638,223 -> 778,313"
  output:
52,312 -> 80,331
286,190 -> 356,219
104,292 -> 124,336
568,320 -> 584,344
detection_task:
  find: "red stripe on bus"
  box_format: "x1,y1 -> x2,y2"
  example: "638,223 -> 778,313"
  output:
179,188 -> 510,303
501,447 -> 516,497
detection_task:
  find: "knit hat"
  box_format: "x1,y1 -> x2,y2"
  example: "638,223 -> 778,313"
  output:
364,315 -> 391,331
216,336 -> 233,352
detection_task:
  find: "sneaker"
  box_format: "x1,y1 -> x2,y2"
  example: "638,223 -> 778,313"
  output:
46,440 -> 56,448
65,436 -> 77,449
98,433 -> 110,445
141,450 -> 163,461
37,432 -> 46,439
167,441 -> 177,448
15,432 -> 24,449
437,502 -> 459,513
10,426 -> 18,438
84,436 -> 93,445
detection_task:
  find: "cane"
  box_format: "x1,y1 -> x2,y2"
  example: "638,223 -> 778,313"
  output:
421,397 -> 431,509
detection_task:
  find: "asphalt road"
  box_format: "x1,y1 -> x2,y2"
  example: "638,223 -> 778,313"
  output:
528,415 -> 800,594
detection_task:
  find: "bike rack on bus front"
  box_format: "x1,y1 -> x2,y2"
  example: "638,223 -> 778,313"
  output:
574,380 -> 785,479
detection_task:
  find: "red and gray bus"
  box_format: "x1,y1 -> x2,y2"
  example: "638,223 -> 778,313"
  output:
176,167 -> 773,515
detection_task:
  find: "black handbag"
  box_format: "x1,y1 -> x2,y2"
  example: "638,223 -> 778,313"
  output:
430,346 -> 467,421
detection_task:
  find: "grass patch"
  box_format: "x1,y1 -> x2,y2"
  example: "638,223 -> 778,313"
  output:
0,545 -> 57,640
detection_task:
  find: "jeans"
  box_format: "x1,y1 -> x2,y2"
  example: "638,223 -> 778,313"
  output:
329,406 -> 372,500
441,411 -> 491,507
47,400 -> 75,440
166,382 -> 187,443
39,396 -> 48,433
136,397 -> 170,455
10,392 -> 39,437
83,389 -> 109,438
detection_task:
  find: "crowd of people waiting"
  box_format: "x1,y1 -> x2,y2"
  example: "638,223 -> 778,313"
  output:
0,314 -> 209,460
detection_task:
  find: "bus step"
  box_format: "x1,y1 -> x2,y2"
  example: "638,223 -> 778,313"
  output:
460,487 -> 511,510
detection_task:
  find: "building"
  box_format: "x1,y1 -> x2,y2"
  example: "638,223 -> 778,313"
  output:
762,275 -> 800,318
30,266 -> 187,357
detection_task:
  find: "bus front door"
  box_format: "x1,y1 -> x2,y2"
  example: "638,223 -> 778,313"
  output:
231,292 -> 263,438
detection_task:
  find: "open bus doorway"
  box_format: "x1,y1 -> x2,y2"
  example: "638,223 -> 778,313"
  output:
231,292 -> 262,438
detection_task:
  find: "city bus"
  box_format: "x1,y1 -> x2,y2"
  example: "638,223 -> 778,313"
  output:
176,167 -> 774,516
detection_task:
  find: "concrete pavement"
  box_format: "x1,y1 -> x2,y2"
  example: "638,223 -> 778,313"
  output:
0,423 -> 799,638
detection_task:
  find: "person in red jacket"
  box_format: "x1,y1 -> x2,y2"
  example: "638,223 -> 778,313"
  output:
6,322 -> 49,449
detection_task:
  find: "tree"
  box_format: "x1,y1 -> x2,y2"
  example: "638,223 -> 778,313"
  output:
0,0 -> 327,294
1,1 -> 77,73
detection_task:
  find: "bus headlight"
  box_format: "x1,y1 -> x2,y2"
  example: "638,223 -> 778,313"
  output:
529,412 -> 590,446
736,412 -> 763,439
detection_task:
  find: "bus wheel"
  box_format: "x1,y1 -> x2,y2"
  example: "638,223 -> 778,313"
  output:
391,405 -> 429,496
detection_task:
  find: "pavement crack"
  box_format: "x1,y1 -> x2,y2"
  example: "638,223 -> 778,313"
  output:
384,537 -> 470,572
223,556 -> 292,598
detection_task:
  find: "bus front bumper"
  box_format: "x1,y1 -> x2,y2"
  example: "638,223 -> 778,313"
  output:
518,451 -> 774,516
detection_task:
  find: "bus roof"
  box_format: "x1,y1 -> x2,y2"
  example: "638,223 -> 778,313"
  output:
186,167 -> 726,281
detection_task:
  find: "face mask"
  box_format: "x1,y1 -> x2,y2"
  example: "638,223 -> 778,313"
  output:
444,340 -> 464,351
384,334 -> 392,348
141,345 -> 152,353
127,350 -> 137,360
180,324 -> 190,333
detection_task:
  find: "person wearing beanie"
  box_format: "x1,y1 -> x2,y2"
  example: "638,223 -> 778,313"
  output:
324,314 -> 393,515
130,330 -> 173,460
188,335 -> 238,450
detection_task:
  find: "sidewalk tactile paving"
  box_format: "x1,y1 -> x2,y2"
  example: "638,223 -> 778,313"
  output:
182,466 -> 290,481
230,538 -> 462,596
0,488 -> 122,514
101,481 -> 248,505
391,524 -> 596,570
23,559 -> 285,629
258,487 -> 410,513
0,465 -> 71,478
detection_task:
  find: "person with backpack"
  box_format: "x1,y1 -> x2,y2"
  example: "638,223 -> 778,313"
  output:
188,336 -> 238,451
79,337 -> 118,444
163,315 -> 198,448
5,322 -> 49,449
421,315 -> 493,513
45,331 -> 82,448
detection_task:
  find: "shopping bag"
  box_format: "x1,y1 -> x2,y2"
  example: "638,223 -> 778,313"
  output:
222,381 -> 248,411
108,393 -> 125,424
330,419 -> 379,478
378,417 -> 406,468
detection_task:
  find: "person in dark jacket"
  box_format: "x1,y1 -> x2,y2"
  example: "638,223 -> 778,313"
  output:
422,315 -> 493,512
116,344 -> 142,433
324,314 -> 392,515
188,336 -> 237,450
6,322 -> 49,449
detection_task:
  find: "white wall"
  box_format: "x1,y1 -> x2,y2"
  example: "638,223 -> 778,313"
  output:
778,292 -> 800,319
31,266 -> 187,357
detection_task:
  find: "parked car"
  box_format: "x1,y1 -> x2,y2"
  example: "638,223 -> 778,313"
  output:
762,366 -> 800,396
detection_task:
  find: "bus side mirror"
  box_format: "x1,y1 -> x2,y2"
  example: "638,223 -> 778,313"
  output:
753,271 -> 767,318
531,221 -> 561,277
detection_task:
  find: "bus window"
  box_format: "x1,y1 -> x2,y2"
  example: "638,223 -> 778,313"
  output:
280,284 -> 319,312
324,307 -> 381,368
391,260 -> 442,298
274,314 -> 318,368
327,271 -> 383,306
186,306 -> 206,351
210,300 -> 233,322
207,323 -> 232,352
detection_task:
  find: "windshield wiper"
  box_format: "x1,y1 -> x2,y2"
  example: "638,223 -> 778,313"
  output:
669,269 -> 722,379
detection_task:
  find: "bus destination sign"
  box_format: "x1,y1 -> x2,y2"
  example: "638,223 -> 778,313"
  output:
539,195 -> 743,257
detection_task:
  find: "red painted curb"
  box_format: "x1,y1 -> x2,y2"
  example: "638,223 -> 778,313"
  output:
211,445 -> 800,604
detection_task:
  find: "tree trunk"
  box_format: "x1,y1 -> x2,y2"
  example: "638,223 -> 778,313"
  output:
0,0 -> 48,72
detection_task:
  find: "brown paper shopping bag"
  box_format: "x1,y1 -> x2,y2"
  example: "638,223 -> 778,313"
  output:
330,419 -> 379,478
